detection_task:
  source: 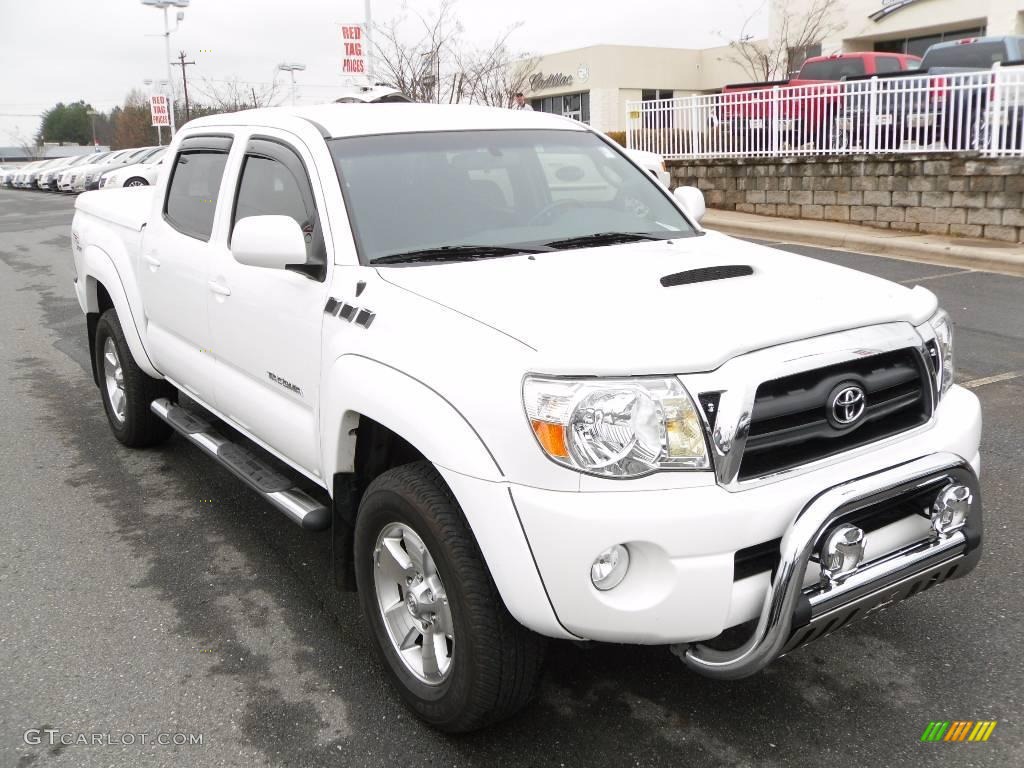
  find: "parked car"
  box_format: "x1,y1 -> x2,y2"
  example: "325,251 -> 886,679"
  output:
10,160 -> 37,187
17,159 -> 62,189
58,151 -> 111,192
38,154 -> 91,191
72,103 -> 981,733
70,150 -> 137,193
81,147 -> 159,191
99,147 -> 167,188
921,36 -> 1024,149
718,53 -> 920,150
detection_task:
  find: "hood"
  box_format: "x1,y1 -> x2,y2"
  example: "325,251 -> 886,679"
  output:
377,231 -> 937,374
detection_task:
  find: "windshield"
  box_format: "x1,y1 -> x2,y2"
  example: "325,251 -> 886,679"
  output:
328,129 -> 696,264
799,58 -> 866,80
922,42 -> 1008,69
145,147 -> 168,165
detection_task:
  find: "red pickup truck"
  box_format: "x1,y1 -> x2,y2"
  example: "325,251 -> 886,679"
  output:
718,53 -> 920,149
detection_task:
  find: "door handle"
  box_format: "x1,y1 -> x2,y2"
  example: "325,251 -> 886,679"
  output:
208,280 -> 232,297
143,254 -> 161,268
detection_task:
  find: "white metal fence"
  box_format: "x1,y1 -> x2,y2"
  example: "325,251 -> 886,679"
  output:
626,62 -> 1024,160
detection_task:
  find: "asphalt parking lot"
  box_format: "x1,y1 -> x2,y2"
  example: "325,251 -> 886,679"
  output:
1,188 -> 1021,768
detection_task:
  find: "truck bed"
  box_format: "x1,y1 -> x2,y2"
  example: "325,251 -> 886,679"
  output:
75,187 -> 154,232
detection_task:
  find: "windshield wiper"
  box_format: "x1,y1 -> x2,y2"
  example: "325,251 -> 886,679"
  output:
543,232 -> 670,250
373,244 -> 548,264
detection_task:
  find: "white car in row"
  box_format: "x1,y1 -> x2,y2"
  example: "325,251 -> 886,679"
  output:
38,154 -> 95,191
99,147 -> 168,188
58,151 -> 115,192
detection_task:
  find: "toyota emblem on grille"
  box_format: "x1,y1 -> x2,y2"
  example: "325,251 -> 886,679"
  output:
829,384 -> 866,427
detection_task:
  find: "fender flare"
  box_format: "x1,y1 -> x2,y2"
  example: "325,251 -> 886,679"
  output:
321,354 -> 503,482
81,244 -> 162,380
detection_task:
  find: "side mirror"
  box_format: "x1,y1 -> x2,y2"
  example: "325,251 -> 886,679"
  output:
673,186 -> 706,224
231,215 -> 307,270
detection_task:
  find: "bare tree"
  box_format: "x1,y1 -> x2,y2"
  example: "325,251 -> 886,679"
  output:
191,76 -> 283,113
461,41 -> 538,107
371,0 -> 532,106
10,128 -> 41,160
721,0 -> 841,83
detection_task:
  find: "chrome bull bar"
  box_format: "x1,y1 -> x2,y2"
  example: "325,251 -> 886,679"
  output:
679,452 -> 982,680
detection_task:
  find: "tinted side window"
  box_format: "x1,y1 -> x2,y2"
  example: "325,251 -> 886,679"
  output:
875,57 -> 902,73
232,141 -> 325,269
164,149 -> 229,241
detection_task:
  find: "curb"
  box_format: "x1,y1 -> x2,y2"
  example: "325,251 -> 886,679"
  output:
703,211 -> 1024,276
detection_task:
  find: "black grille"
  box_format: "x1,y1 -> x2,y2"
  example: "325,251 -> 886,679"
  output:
660,265 -> 753,287
737,348 -> 931,481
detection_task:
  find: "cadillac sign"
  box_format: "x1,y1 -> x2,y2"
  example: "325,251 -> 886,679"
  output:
529,71 -> 573,91
870,0 -> 929,22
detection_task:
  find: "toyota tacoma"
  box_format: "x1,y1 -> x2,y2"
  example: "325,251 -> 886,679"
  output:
70,103 -> 983,732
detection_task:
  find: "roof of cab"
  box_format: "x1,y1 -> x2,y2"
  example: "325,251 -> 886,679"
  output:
184,102 -> 587,139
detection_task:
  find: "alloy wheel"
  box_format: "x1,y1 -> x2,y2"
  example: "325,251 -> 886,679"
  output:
102,337 -> 126,424
372,522 -> 454,685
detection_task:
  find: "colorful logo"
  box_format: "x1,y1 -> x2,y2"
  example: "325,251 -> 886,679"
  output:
921,721 -> 997,742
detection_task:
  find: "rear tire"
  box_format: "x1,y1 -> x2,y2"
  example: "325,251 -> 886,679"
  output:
354,461 -> 546,732
94,309 -> 173,447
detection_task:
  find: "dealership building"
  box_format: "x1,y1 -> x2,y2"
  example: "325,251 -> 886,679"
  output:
793,0 -> 1024,58
525,0 -> 1024,133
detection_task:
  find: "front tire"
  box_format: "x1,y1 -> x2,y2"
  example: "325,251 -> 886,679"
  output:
94,309 -> 173,447
125,178 -> 148,187
354,461 -> 546,732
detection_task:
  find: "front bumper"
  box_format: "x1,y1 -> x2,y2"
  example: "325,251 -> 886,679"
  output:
679,453 -> 980,679
506,385 -> 981,645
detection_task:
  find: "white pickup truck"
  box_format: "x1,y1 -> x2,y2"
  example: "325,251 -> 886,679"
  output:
71,103 -> 983,732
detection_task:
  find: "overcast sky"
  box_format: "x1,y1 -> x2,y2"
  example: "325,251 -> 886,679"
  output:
0,0 -> 767,147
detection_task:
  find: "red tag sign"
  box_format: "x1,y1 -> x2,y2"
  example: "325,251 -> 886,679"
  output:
341,24 -> 366,75
150,95 -> 170,127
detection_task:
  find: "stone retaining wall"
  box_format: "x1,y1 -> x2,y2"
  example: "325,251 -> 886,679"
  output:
668,154 -> 1024,243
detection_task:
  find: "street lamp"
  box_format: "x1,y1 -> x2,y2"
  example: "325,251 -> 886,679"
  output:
278,63 -> 306,106
141,0 -> 189,137
87,110 -> 99,146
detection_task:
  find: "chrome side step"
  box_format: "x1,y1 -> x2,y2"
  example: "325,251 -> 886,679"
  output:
151,398 -> 331,531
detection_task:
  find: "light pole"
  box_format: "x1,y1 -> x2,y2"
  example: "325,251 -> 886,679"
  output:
278,63 -> 306,106
364,0 -> 374,83
87,110 -> 99,146
141,0 -> 189,137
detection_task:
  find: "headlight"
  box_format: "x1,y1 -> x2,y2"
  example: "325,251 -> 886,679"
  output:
523,375 -> 709,478
927,309 -> 954,399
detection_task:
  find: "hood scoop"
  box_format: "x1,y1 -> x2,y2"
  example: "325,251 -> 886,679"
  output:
660,265 -> 754,287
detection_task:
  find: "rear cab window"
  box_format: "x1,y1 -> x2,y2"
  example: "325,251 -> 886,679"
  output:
799,58 -> 867,80
163,135 -> 233,242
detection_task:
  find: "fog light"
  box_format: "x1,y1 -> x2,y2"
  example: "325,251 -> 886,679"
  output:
932,483 -> 971,537
591,545 -> 629,591
819,524 -> 865,586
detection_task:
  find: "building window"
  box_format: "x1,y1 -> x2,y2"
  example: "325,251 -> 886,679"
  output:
641,89 -> 674,101
874,26 -> 986,58
787,44 -> 822,77
532,91 -> 590,124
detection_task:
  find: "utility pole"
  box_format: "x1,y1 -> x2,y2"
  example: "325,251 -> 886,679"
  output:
172,50 -> 196,122
251,87 -> 258,109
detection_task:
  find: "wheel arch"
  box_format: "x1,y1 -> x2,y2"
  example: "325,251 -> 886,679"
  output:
321,354 -> 503,486
81,244 -> 162,381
